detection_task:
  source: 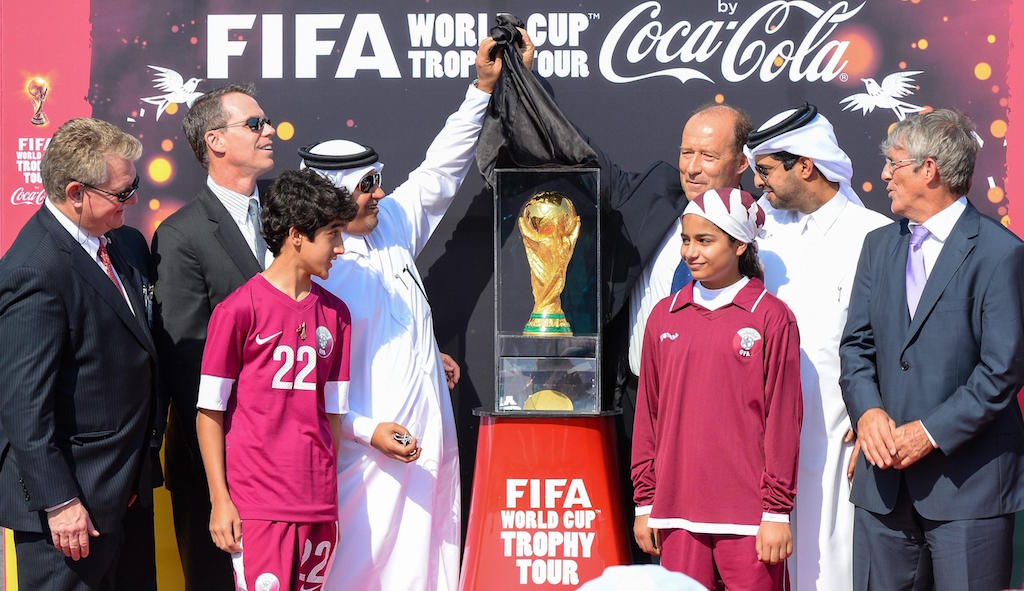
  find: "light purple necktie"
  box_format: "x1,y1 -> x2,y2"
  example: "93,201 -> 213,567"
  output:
906,225 -> 930,317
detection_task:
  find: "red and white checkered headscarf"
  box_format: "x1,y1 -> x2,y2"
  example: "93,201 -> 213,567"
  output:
683,187 -> 766,243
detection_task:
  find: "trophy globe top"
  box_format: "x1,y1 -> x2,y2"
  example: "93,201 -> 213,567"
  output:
26,78 -> 48,99
521,192 -> 577,236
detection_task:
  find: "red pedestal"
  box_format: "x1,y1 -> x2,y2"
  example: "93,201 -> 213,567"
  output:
459,411 -> 630,590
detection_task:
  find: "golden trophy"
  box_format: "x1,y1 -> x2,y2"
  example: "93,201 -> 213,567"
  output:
518,191 -> 580,336
27,78 -> 49,126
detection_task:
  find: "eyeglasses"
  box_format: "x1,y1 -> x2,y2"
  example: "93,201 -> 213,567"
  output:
213,116 -> 272,133
883,157 -> 917,174
358,170 -> 381,194
75,176 -> 140,203
754,164 -> 772,181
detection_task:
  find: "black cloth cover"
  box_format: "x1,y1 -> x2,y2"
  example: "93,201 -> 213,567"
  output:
476,15 -> 598,186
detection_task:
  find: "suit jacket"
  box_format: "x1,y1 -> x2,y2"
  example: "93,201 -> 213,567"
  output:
0,206 -> 161,533
151,185 -> 262,490
582,136 -> 687,410
840,203 -> 1024,520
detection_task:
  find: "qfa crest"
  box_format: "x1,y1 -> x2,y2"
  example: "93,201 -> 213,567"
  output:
733,327 -> 762,358
315,326 -> 334,358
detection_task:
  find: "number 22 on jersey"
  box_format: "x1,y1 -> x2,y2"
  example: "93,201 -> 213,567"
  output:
271,345 -> 317,391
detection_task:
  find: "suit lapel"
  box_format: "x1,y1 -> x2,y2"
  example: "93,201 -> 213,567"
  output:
37,208 -> 156,355
106,239 -> 157,356
198,187 -> 262,278
887,221 -> 913,328
901,205 -> 979,352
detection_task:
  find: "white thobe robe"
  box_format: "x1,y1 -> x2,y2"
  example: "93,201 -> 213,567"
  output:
320,85 -> 489,591
757,192 -> 889,591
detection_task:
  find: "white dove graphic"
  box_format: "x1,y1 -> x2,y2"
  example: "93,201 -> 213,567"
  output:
141,65 -> 203,121
840,70 -> 924,121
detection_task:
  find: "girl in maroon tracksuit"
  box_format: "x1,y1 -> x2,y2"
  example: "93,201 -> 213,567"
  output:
631,187 -> 802,590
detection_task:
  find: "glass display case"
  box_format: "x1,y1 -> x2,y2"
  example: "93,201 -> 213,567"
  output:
493,168 -> 601,414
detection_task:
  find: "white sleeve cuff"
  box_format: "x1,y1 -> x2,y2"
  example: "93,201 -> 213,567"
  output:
920,422 -> 939,448
635,505 -> 653,516
761,512 -> 790,524
197,375 -> 235,411
324,381 -> 350,414
341,412 -> 376,447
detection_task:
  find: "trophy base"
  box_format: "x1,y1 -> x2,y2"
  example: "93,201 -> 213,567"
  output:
522,312 -> 573,336
31,114 -> 47,126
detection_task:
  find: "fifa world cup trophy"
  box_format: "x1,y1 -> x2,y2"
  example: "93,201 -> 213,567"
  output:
518,191 -> 581,336
27,78 -> 49,126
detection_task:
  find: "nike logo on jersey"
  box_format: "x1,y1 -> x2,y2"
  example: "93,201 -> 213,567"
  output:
255,331 -> 283,345
660,332 -> 679,342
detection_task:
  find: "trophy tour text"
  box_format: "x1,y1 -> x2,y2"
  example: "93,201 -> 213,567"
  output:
501,478 -> 597,586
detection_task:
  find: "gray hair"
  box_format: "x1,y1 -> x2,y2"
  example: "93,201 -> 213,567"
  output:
881,108 -> 978,196
41,118 -> 142,203
182,83 -> 256,170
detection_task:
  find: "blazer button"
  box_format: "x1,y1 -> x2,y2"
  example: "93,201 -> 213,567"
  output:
900,361 -> 910,371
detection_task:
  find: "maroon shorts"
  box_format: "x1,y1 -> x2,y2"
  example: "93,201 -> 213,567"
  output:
660,528 -> 786,591
231,520 -> 339,591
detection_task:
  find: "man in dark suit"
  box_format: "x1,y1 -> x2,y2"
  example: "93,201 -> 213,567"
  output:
152,83 -> 275,589
840,108 -> 1024,590
0,117 -> 162,590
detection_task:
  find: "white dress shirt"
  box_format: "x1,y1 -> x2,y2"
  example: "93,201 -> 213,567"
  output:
910,196 -> 968,290
206,177 -> 272,269
627,220 -> 682,376
758,191 -> 890,591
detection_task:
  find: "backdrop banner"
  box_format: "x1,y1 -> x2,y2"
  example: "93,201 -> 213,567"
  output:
1,0 -> 1022,587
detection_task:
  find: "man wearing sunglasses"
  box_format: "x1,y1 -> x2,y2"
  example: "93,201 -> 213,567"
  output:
743,105 -> 890,591
152,83 -> 276,589
297,36 -> 522,591
0,118 -> 163,590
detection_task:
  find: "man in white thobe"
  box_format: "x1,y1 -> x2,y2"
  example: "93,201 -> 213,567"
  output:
744,105 -> 890,590
304,40 -> 512,591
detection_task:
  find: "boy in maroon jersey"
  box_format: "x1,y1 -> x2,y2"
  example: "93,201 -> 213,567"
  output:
196,169 -> 358,591
631,188 -> 802,590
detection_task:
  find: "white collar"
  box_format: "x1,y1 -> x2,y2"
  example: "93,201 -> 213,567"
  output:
45,197 -> 103,260
914,196 -> 968,242
799,190 -> 848,235
342,232 -> 370,258
207,176 -> 259,226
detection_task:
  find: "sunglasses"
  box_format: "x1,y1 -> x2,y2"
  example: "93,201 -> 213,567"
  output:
358,170 -> 382,194
75,176 -> 140,203
213,116 -> 272,133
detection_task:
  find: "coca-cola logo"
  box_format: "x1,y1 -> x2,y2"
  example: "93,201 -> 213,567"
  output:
599,0 -> 864,85
10,187 -> 47,206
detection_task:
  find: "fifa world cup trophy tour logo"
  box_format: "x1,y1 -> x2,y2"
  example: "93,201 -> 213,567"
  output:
26,77 -> 49,126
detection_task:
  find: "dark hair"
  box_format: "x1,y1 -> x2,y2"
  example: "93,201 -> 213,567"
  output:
182,83 -> 256,169
261,169 -> 359,256
690,103 -> 754,156
732,237 -> 765,281
769,150 -> 801,171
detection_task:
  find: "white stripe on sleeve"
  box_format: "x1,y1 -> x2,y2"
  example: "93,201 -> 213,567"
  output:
197,375 -> 235,411
325,380 -> 350,414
